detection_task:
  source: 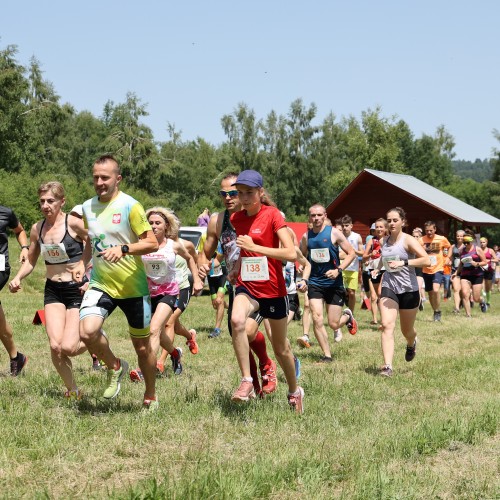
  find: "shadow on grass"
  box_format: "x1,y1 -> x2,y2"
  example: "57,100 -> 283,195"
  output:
39,387 -> 138,414
212,387 -> 261,420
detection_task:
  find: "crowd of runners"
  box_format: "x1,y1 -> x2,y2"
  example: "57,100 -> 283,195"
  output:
1,156 -> 498,413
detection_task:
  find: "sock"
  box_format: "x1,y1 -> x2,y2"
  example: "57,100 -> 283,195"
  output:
486,291 -> 491,303
170,348 -> 179,359
249,352 -> 259,388
242,376 -> 253,383
10,352 -> 19,361
249,331 -> 271,367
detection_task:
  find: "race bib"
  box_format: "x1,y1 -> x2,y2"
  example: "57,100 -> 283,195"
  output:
241,256 -> 269,281
310,247 -> 330,263
211,264 -> 223,277
144,260 -> 168,278
0,254 -> 5,272
382,255 -> 401,273
81,289 -> 103,308
41,243 -> 69,264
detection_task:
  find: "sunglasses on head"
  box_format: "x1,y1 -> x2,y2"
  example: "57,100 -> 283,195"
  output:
219,190 -> 238,198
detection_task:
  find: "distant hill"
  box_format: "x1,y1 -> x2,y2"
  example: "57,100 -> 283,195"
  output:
452,159 -> 493,182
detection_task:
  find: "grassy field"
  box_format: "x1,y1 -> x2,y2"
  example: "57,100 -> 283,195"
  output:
0,245 -> 498,499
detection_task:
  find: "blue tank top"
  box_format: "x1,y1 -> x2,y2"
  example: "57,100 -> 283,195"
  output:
307,226 -> 343,288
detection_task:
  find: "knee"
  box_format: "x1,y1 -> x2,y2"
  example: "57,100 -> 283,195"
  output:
134,342 -> 151,359
49,342 -> 64,358
231,314 -> 247,334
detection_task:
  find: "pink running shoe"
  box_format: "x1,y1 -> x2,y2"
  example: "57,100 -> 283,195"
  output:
231,379 -> 256,402
260,360 -> 278,395
186,329 -> 199,355
287,386 -> 305,414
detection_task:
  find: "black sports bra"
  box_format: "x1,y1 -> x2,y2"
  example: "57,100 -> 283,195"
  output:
39,214 -> 83,265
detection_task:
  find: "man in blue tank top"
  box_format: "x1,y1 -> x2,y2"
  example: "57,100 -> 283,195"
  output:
298,204 -> 358,362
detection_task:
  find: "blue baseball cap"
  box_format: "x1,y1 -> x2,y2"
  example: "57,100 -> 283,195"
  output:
232,169 -> 263,188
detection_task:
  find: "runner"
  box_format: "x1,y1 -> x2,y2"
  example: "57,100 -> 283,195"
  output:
411,227 -> 426,311
419,221 -> 451,321
479,236 -> 498,307
0,204 -> 29,376
207,251 -> 228,338
77,155 -> 159,410
340,215 -> 364,313
154,233 -> 202,375
449,230 -> 465,314
9,182 -> 88,397
362,218 -> 387,327
228,170 -> 304,412
452,229 -> 487,317
198,172 -> 278,398
373,207 -> 430,377
129,207 -> 202,381
299,204 -> 357,363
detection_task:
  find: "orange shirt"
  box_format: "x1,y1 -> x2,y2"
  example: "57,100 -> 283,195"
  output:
419,234 -> 451,274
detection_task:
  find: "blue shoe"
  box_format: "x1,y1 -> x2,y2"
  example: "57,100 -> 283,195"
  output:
208,328 -> 221,339
294,355 -> 301,379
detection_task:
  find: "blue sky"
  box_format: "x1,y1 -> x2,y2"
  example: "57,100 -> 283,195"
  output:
2,1 -> 499,161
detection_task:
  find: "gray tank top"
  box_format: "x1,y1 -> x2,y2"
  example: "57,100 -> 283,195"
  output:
381,233 -> 418,294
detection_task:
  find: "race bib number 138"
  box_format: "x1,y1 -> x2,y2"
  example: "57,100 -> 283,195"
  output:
241,256 -> 269,281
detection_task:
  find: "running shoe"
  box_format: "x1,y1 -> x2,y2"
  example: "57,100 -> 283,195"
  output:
319,355 -> 333,363
334,329 -> 343,342
433,310 -> 442,322
208,327 -> 221,339
480,302 -> 487,313
64,389 -> 82,401
343,308 -> 358,335
294,355 -> 301,379
380,365 -> 393,377
156,361 -> 165,376
260,360 -> 277,395
296,335 -> 311,348
171,348 -> 183,375
287,386 -> 305,414
231,379 -> 256,402
142,398 -> 159,412
10,352 -> 28,376
186,329 -> 199,354
103,359 -> 128,399
405,339 -> 417,362
129,368 -> 144,383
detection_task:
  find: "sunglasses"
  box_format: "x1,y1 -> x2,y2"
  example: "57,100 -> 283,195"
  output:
219,190 -> 238,198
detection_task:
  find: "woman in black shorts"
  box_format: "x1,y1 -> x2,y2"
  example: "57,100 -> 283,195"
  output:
9,182 -> 88,398
372,207 -> 430,377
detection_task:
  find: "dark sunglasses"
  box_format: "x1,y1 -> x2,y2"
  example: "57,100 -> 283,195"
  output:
219,190 -> 238,198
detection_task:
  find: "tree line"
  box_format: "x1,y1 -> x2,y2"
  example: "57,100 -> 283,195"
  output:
1,43 -> 500,242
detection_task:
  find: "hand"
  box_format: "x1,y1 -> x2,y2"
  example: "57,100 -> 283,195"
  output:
8,278 -> 21,293
71,261 -> 86,282
388,260 -> 403,271
198,263 -> 210,280
99,246 -> 124,263
193,278 -> 204,296
79,281 -> 89,295
325,269 -> 340,279
371,269 -> 379,279
236,235 -> 256,252
297,280 -> 308,293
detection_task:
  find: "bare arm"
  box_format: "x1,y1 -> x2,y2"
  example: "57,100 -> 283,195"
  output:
99,230 -> 158,263
176,239 -> 203,294
198,212 -> 220,278
12,223 -> 29,263
9,223 -> 41,292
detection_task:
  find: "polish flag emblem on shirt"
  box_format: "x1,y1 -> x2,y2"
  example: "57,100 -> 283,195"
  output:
112,213 -> 121,224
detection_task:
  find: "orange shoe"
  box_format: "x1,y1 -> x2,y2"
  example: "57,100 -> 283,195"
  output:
343,308 -> 358,335
129,368 -> 144,383
186,329 -> 199,354
260,360 -> 278,395
296,335 -> 311,348
156,361 -> 165,376
231,379 -> 256,402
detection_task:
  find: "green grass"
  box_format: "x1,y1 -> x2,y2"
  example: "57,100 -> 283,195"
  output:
0,244 -> 498,498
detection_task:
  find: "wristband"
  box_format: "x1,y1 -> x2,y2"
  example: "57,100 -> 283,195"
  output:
21,245 -> 29,249
403,260 -> 408,266
300,279 -> 308,285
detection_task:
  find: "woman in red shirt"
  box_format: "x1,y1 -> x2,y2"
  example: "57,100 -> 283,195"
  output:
229,170 -> 304,413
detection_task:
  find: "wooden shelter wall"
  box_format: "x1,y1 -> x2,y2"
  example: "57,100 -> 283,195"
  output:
327,177 -> 452,240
